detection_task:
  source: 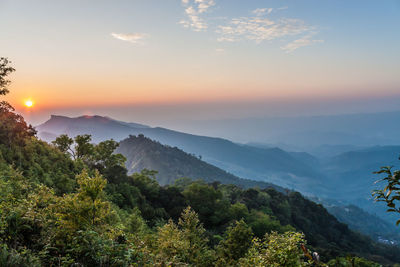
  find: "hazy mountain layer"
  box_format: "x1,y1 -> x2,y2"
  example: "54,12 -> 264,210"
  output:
172,111 -> 400,147
37,115 -> 323,195
326,204 -> 400,245
36,115 -> 400,208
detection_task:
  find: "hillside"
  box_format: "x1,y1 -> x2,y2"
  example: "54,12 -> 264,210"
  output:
1,105 -> 399,265
326,204 -> 400,245
116,134 -> 283,190
116,134 -> 400,246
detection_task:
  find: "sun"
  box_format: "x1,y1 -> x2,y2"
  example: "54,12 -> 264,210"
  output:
24,99 -> 34,108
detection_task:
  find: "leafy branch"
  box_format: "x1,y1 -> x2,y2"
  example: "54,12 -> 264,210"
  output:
372,165 -> 400,225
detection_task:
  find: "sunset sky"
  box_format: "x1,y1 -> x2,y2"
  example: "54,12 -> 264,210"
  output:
1,0 -> 399,126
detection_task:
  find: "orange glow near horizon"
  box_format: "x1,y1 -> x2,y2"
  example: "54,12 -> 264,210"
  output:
8,80 -> 400,111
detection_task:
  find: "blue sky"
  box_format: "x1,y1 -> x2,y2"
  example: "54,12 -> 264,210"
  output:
0,0 -> 399,125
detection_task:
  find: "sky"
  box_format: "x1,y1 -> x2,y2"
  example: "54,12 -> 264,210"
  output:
1,0 -> 399,126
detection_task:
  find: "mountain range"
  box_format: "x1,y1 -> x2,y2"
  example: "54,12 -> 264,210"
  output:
37,115 -> 323,196
36,114 -> 400,240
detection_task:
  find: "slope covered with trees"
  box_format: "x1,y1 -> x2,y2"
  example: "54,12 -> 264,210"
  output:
116,134 -> 283,190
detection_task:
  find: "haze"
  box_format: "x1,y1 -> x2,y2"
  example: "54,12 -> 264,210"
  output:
1,0 -> 399,136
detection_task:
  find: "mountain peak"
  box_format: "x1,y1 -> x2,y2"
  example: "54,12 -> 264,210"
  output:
49,114 -> 110,121
49,114 -> 71,120
37,114 -> 151,143
43,114 -> 149,128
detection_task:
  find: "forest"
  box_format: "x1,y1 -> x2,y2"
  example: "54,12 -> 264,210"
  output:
0,58 -> 399,266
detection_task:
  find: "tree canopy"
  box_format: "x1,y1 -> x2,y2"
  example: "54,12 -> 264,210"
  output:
0,57 -> 15,96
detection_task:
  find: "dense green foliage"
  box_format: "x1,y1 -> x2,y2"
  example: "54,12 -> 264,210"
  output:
1,127 -> 397,265
327,256 -> 384,267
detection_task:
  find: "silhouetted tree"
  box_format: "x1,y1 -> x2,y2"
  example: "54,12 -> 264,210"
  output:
0,57 -> 15,96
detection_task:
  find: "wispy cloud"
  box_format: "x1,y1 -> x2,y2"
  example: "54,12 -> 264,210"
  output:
178,3 -> 323,53
252,8 -> 272,16
216,7 -> 323,52
180,0 -> 215,31
281,33 -> 324,53
111,33 -> 149,44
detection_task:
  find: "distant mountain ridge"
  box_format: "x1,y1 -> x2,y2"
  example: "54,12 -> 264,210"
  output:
36,115 -> 323,195
36,115 -> 149,141
174,110 -> 400,147
36,115 -> 400,206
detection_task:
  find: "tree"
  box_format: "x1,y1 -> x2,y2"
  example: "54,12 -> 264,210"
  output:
52,169 -> 114,236
246,210 -> 292,238
182,181 -> 230,228
239,231 -> 309,267
216,219 -> 253,266
327,256 -> 381,267
53,134 -> 125,173
0,101 -> 36,148
0,57 -> 15,96
52,134 -> 75,159
92,139 -> 126,172
74,134 -> 94,161
155,207 -> 215,266
373,165 -> 400,225
0,167 -> 32,249
0,244 -> 41,267
0,58 -> 35,148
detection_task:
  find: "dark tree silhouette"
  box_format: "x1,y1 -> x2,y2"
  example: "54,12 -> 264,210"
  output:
0,57 -> 15,96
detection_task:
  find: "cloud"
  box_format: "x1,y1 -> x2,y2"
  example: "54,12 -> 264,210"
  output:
252,8 -> 272,16
216,7 -> 323,52
180,0 -> 215,31
217,17 -> 311,43
252,7 -> 287,16
178,3 -> 323,53
215,48 -> 225,53
195,0 -> 215,13
281,34 -> 324,53
277,6 -> 288,11
111,33 -> 149,44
